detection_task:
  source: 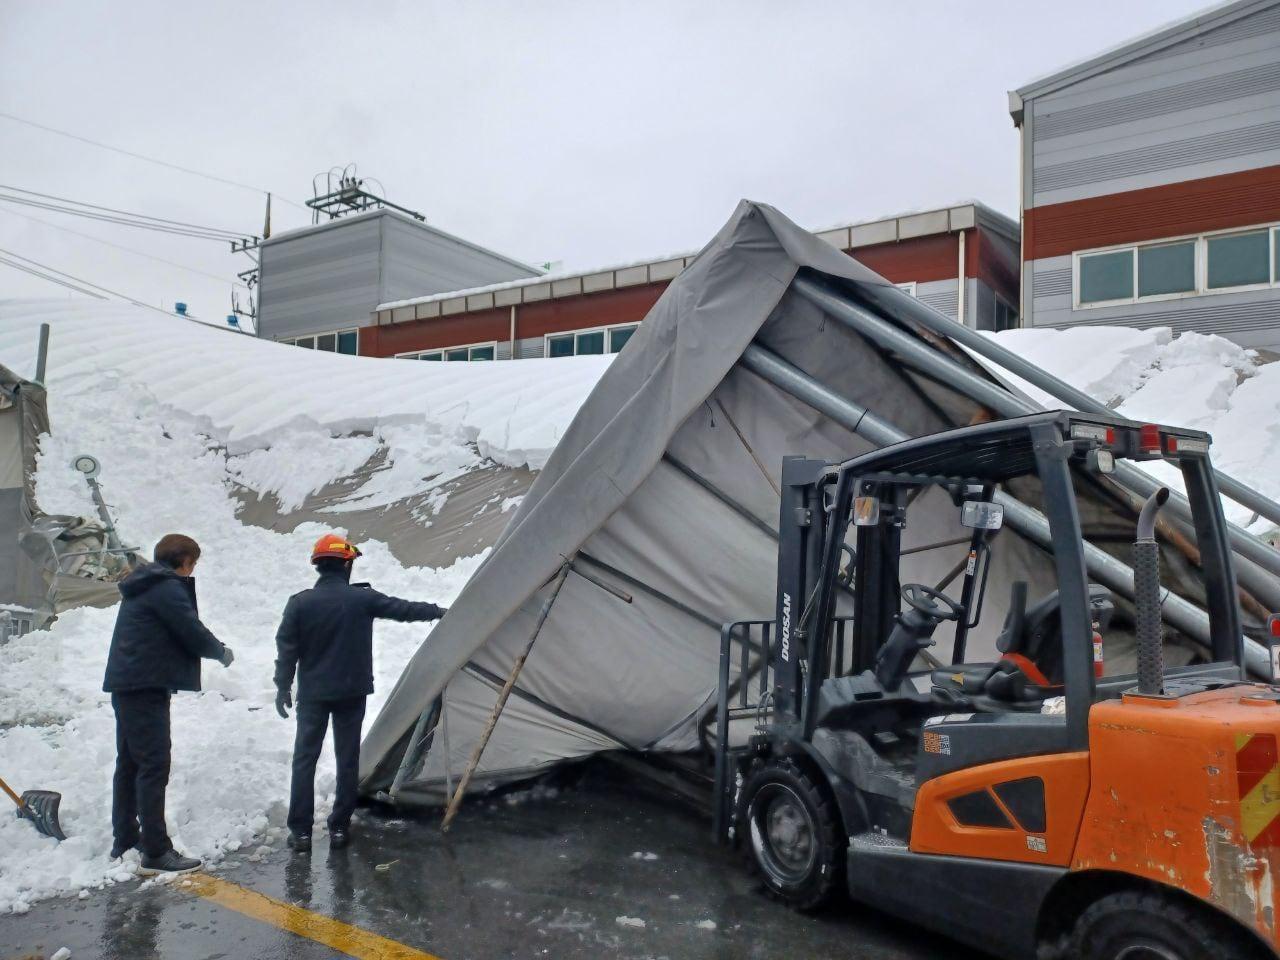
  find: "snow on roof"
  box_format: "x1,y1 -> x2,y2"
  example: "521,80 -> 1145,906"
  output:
377,201 -> 1017,314
1011,0 -> 1269,110
0,299 -> 610,469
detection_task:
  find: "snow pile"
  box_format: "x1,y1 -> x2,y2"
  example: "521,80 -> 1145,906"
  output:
985,327 -> 1277,533
0,299 -> 611,914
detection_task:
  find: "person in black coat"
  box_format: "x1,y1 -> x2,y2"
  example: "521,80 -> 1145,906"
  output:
274,533 -> 445,851
103,533 -> 234,874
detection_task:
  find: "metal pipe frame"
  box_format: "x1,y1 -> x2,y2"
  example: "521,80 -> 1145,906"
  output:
852,279 -> 1280,534
738,343 -> 1268,678
793,277 -> 1280,599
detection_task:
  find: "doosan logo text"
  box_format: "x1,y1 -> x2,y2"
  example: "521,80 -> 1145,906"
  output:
780,592 -> 792,662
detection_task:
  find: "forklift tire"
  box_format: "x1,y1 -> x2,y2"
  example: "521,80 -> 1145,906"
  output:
1068,890 -> 1266,960
739,758 -> 844,912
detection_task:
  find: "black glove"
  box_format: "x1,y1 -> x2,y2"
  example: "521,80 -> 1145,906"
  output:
276,688 -> 292,719
434,606 -> 448,620
219,645 -> 235,668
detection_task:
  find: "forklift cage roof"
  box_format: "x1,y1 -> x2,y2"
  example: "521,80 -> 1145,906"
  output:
831,411 -> 1214,486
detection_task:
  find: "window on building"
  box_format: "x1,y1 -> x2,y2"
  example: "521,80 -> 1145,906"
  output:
1079,250 -> 1133,305
609,325 -> 637,352
895,282 -> 917,296
396,341 -> 497,362
546,323 -> 640,358
281,328 -> 359,353
1075,224 -> 1280,310
1207,230 -> 1270,290
993,297 -> 1018,332
576,331 -> 605,355
1137,242 -> 1195,297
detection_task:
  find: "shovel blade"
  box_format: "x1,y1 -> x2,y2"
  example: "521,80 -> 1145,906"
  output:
18,789 -> 66,841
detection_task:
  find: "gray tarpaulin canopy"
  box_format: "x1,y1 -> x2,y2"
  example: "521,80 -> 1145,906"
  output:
360,200 -> 1279,801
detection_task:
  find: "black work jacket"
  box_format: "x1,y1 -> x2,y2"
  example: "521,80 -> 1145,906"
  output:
102,563 -> 226,693
273,571 -> 443,702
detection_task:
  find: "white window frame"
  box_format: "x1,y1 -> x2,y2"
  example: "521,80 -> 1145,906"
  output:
895,282 -> 917,296
1072,222 -> 1280,310
395,340 -> 498,362
543,322 -> 640,358
280,327 -> 360,353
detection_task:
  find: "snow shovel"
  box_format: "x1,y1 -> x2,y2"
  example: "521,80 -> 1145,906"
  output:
0,774 -> 67,841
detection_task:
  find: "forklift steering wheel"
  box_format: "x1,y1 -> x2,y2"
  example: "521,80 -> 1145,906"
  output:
900,583 -> 965,622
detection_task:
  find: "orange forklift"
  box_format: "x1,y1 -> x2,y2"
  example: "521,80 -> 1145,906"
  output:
712,410 -> 1280,960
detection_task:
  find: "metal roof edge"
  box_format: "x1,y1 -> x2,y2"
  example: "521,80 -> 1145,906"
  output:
262,208 -> 541,276
1010,0 -> 1273,110
376,200 -> 1021,314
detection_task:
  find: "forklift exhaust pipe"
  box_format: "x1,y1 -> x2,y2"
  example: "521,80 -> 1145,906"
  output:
1135,488 -> 1170,696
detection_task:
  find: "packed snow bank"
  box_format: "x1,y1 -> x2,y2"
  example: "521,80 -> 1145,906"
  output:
983,327 -> 1277,534
0,368 -> 492,913
0,299 -> 611,914
0,300 -> 611,469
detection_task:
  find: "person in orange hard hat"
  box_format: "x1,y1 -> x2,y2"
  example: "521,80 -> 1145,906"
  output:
273,533 -> 446,852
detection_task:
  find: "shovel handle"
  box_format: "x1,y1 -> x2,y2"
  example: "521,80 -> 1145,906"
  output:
0,775 -> 25,810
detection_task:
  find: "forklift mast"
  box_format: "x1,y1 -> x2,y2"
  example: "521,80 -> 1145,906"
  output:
773,457 -> 828,725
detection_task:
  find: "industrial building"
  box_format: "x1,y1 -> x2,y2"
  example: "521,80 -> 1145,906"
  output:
1012,0 -> 1280,349
361,202 -> 1019,361
255,207 -> 541,352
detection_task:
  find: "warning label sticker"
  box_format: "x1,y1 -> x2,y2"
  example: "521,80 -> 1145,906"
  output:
922,731 -> 951,755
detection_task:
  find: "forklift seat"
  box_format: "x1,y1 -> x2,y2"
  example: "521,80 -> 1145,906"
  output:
930,581 -> 1112,706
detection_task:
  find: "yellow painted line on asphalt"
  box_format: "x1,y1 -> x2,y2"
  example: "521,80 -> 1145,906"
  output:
184,872 -> 445,960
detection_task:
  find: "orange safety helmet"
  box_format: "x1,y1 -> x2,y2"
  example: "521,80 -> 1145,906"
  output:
311,533 -> 362,564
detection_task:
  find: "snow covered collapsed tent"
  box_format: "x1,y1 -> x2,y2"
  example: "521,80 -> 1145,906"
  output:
0,362 -> 122,633
362,200 -> 1280,802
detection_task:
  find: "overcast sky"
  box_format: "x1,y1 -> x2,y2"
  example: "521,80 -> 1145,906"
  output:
1,0 -> 1210,326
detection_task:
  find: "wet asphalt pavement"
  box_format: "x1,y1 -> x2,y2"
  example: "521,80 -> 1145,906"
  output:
1,766 -> 989,960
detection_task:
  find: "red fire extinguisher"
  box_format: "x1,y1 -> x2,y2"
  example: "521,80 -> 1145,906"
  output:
1093,629 -> 1105,678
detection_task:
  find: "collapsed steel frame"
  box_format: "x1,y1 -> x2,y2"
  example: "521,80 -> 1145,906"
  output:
388,271 -> 1280,799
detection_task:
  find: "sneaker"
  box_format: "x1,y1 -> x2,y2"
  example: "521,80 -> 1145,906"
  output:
287,832 -> 312,853
138,849 -> 201,875
329,827 -> 349,849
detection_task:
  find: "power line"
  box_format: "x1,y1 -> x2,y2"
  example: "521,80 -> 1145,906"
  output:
0,246 -> 186,317
0,184 -> 249,239
0,254 -> 108,299
0,110 -> 309,212
0,193 -> 245,242
0,207 -> 249,288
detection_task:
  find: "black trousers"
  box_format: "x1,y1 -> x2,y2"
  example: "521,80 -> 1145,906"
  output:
288,696 -> 366,834
111,690 -> 173,859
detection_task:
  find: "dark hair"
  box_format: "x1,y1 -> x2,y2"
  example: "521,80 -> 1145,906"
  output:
154,533 -> 201,570
313,556 -> 353,576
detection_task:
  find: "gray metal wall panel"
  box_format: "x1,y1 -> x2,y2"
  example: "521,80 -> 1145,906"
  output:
1029,8 -> 1280,207
379,216 -> 537,304
1028,255 -> 1280,349
914,278 -> 958,320
495,341 -> 513,361
258,218 -> 382,339
258,211 -> 537,341
515,336 -> 545,359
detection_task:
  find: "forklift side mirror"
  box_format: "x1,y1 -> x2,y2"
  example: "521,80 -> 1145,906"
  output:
961,500 -> 1004,530
852,496 -> 881,526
